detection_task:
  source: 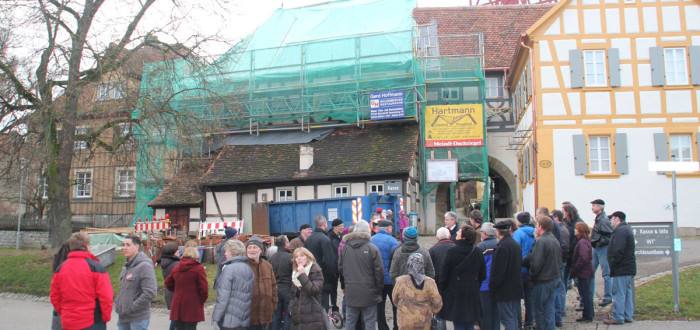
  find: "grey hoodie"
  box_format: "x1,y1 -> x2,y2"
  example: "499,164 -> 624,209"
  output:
389,241 -> 435,284
116,251 -> 157,323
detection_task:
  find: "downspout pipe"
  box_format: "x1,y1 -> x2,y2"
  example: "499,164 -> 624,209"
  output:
520,38 -> 538,210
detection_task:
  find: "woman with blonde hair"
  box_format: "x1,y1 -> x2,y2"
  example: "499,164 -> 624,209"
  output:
165,246 -> 208,329
289,247 -> 326,329
571,222 -> 594,323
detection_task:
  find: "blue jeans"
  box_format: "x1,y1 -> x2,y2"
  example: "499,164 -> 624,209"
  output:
453,322 -> 474,330
576,277 -> 594,319
612,275 -> 635,322
346,305 -> 377,330
518,273 -> 534,327
496,300 -> 519,330
117,319 -> 149,330
533,279 -> 558,330
272,289 -> 291,330
592,246 -> 612,301
479,291 -> 499,330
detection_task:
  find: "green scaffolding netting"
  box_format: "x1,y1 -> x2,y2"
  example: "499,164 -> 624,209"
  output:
131,0 -> 489,224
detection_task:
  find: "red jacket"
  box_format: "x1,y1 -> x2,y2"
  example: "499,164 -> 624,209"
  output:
50,250 -> 113,329
165,257 -> 209,322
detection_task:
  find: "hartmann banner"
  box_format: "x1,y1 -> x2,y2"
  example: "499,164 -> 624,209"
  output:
425,104 -> 484,147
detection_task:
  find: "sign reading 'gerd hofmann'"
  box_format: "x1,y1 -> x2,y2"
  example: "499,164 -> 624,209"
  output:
425,104 -> 484,147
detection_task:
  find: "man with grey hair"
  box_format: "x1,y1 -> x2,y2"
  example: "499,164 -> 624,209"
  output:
478,223 -> 499,330
444,211 -> 459,242
429,227 -> 455,330
339,220 -> 384,330
304,214 -> 337,311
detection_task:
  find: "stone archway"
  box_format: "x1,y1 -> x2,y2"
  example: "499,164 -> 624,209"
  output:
488,156 -> 518,219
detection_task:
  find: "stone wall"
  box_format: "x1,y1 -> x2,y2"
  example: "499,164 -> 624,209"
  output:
0,230 -> 50,249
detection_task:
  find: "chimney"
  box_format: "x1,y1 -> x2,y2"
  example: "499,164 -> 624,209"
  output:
300,145 -> 313,172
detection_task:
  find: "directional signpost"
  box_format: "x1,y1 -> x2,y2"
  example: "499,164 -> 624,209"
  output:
629,222 -> 674,258
648,161 -> 699,313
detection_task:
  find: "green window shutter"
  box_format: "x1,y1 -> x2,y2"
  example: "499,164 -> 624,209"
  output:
608,48 -> 621,87
689,46 -> 700,86
650,47 -> 665,86
573,134 -> 588,175
570,49 -> 584,88
653,132 -> 669,161
614,133 -> 628,174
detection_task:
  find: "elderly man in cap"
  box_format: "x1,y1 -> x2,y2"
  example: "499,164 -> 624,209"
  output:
477,222 -> 499,330
590,199 -> 614,307
246,236 -> 278,329
603,211 -> 636,325
490,220 -> 523,330
214,226 -> 239,288
371,219 -> 400,330
289,223 -> 312,252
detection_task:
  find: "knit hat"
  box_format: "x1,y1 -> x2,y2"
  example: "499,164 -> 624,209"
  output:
517,212 -> 531,225
331,219 -> 344,227
376,207 -> 383,213
404,226 -> 418,241
245,235 -> 264,250
224,226 -> 237,239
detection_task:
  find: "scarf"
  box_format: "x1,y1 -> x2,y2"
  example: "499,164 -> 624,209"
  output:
407,252 -> 426,288
292,262 -> 312,288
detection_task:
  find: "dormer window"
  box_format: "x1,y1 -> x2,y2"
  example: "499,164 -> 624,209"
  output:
97,82 -> 125,101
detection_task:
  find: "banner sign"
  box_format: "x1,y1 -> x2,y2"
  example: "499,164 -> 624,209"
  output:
425,104 -> 484,147
370,90 -> 405,120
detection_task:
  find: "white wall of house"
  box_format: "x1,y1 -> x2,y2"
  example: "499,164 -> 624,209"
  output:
317,185 -> 332,199
205,191 -> 237,216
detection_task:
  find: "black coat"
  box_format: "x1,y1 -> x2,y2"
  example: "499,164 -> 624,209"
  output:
489,235 -> 523,302
305,228 -> 338,291
338,232 -> 384,307
428,239 -> 455,283
607,222 -> 636,277
160,255 -> 179,309
437,241 -> 486,323
269,247 -> 294,291
289,263 -> 326,329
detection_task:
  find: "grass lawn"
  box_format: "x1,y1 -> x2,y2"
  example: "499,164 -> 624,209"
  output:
635,266 -> 700,320
0,248 -> 218,306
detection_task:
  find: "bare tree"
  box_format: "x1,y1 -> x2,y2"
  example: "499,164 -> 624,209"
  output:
0,0 -> 232,247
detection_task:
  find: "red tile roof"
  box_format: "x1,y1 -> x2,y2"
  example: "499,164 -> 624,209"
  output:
413,5 -> 553,69
148,157 -> 215,208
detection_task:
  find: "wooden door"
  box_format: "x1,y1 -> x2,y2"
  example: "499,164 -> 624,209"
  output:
166,208 -> 189,235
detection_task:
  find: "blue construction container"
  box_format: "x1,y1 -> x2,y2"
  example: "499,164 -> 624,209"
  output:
268,193 -> 403,235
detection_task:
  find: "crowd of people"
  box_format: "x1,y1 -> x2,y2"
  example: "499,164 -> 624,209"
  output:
48,199 -> 636,330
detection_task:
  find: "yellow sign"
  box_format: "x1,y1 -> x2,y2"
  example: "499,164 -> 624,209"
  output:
425,104 -> 484,147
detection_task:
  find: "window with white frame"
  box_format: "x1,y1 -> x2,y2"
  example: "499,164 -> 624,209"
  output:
75,170 -> 92,198
334,185 -> 349,197
74,127 -> 88,150
441,87 -> 459,101
664,48 -> 688,85
39,176 -> 48,199
670,134 -> 693,162
486,78 -> 500,98
97,82 -> 125,101
369,183 -> 384,194
588,136 -> 611,173
117,169 -> 135,197
584,50 -> 607,86
276,187 -> 294,201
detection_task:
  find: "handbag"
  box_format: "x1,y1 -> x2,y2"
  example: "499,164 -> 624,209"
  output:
430,314 -> 440,330
312,296 -> 332,329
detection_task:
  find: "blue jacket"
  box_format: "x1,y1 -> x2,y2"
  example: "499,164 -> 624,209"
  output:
513,224 -> 536,273
477,237 -> 498,292
370,230 -> 399,285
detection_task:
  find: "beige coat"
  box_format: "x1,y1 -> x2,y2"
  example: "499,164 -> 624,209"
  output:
392,275 -> 443,330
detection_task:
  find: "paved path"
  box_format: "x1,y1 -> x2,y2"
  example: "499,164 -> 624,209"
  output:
2,238 -> 699,329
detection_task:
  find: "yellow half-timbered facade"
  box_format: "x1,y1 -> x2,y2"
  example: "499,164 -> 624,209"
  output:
508,0 -> 700,228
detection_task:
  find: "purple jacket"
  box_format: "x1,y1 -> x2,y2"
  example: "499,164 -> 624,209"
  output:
571,238 -> 594,279
397,212 -> 409,243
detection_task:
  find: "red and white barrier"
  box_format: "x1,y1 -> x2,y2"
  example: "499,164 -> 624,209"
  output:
198,220 -> 244,238
134,221 -> 171,232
